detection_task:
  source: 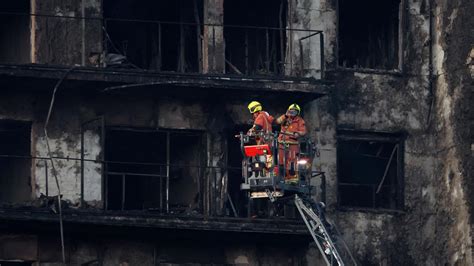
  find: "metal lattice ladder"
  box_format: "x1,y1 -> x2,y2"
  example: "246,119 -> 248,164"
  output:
294,195 -> 350,266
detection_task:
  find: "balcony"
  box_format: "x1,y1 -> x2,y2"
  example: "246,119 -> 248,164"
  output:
0,154 -> 319,237
0,9 -> 329,98
0,122 -> 329,234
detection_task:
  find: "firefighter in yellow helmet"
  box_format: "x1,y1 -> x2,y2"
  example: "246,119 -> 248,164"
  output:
247,101 -> 274,144
275,103 -> 307,182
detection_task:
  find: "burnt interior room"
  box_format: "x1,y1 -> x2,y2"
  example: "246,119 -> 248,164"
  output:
168,131 -> 203,212
338,0 -> 401,69
105,128 -> 203,212
224,0 -> 287,76
0,0 -> 30,64
0,120 -> 31,204
337,133 -> 403,209
104,0 -> 203,72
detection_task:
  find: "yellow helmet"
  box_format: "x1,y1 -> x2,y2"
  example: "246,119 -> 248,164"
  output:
248,101 -> 262,113
288,103 -> 301,115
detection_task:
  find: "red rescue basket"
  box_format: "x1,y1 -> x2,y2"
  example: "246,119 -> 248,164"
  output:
243,144 -> 272,157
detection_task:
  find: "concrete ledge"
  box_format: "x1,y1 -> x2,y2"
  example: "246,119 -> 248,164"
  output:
0,208 -> 309,236
0,64 -> 330,99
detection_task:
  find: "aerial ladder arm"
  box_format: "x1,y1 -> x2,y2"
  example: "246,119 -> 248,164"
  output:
294,195 -> 352,266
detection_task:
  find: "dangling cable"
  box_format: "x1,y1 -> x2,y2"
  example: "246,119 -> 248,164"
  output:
44,66 -> 75,263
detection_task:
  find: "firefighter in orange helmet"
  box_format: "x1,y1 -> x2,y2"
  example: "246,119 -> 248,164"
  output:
247,101 -> 274,144
275,103 -> 307,182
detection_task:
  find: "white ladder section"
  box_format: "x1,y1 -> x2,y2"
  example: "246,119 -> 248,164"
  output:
294,194 -> 347,266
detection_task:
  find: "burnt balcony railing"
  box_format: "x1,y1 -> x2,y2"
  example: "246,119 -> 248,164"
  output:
0,154 -> 235,217
102,160 -> 230,217
0,154 -> 327,219
0,12 -> 325,79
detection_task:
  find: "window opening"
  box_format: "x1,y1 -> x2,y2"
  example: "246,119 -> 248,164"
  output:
168,133 -> 203,212
104,0 -> 203,72
0,1 -> 30,64
224,0 -> 287,76
337,131 -> 403,209
0,120 -> 31,204
105,128 -> 203,212
338,0 -> 401,69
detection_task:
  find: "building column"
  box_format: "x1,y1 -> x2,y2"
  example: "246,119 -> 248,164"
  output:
202,0 -> 225,74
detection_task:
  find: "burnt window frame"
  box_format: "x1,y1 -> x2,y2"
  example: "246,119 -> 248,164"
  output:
336,130 -> 405,211
223,0 -> 288,76
103,126 -> 205,212
336,0 -> 406,72
102,0 -> 204,73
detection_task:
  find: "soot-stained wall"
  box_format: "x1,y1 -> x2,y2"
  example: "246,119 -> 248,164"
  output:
0,0 -> 472,264
0,87 -> 299,212
0,232 -> 310,265
296,0 -> 473,264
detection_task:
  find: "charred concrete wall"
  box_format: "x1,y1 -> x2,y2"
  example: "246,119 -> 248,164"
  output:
0,90 -> 102,204
0,0 -> 472,265
0,232 -> 309,265
427,0 -> 473,263
32,0 -> 102,66
0,88 -> 314,264
287,0 -> 336,78
0,87 -> 294,213
295,0 -> 473,264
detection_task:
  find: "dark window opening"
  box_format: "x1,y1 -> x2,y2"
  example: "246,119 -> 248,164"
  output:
337,131 -> 403,210
0,1 -> 30,64
338,0 -> 401,69
105,128 -> 204,212
0,120 -> 31,204
226,125 -> 250,217
224,0 -> 287,76
104,0 -> 203,72
168,133 -> 203,212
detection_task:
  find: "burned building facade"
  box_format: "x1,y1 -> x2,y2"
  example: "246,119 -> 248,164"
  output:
0,0 -> 472,265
